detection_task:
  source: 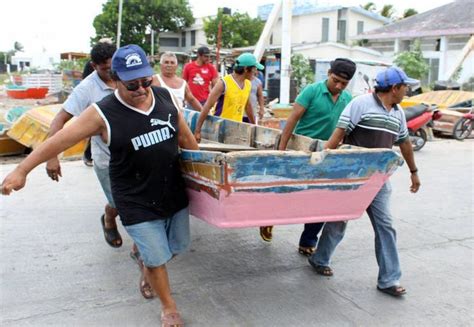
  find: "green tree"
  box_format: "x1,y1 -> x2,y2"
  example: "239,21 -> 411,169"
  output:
461,76 -> 474,91
380,4 -> 396,19
92,0 -> 194,54
361,2 -> 377,12
14,41 -> 24,52
291,53 -> 314,92
204,10 -> 264,48
394,40 -> 429,80
402,8 -> 418,18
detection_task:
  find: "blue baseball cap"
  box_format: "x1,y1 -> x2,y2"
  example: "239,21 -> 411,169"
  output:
375,67 -> 418,88
112,44 -> 154,81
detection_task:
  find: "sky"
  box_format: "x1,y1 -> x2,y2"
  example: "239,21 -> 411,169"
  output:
0,0 -> 455,54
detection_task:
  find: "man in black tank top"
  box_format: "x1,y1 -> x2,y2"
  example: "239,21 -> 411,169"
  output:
1,44 -> 198,326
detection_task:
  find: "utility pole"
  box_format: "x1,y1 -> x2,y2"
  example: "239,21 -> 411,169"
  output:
117,0 -> 123,48
280,0 -> 292,104
216,7 -> 231,72
151,29 -> 155,56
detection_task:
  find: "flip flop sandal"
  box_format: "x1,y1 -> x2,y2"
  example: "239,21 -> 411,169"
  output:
139,274 -> 155,299
315,265 -> 333,276
298,246 -> 316,257
308,259 -> 334,276
161,312 -> 184,327
377,285 -> 407,297
259,226 -> 273,242
101,214 -> 122,248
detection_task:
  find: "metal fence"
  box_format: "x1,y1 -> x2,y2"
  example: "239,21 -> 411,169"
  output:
21,74 -> 63,94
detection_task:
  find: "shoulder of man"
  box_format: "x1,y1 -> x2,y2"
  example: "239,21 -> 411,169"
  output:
72,72 -> 97,92
182,62 -> 192,73
340,89 -> 353,101
303,81 -> 323,96
95,91 -> 118,106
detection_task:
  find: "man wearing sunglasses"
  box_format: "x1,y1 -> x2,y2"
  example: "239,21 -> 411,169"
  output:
182,46 -> 219,108
308,66 -> 421,297
2,44 -> 199,326
44,41 -> 125,249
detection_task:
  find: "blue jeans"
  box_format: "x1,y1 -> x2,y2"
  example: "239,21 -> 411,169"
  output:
93,165 -> 115,208
124,207 -> 190,268
309,182 -> 402,288
299,222 -> 324,248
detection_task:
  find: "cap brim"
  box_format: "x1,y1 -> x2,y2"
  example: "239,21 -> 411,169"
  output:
117,65 -> 154,82
404,77 -> 419,86
256,63 -> 264,70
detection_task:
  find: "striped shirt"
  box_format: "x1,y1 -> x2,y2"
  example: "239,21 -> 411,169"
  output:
337,93 -> 408,148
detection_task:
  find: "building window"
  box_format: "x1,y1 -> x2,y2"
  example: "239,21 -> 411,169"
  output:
181,32 -> 186,47
401,40 -> 411,51
159,37 -> 179,47
357,21 -> 364,35
448,36 -> 470,50
191,30 -> 196,46
366,40 -> 395,53
322,18 -> 329,42
420,38 -> 440,51
337,20 -> 346,43
270,34 -> 273,45
422,58 -> 439,85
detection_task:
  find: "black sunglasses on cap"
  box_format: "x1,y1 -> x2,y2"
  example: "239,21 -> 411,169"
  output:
122,78 -> 153,91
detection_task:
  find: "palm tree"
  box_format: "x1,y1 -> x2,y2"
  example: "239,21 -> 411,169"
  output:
403,8 -> 418,18
380,4 -> 395,19
361,2 -> 377,12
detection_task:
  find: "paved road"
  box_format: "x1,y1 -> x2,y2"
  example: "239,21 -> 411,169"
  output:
1,138 -> 472,326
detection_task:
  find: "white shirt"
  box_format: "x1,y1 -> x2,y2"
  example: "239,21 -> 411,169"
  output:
156,74 -> 186,106
63,71 -> 114,168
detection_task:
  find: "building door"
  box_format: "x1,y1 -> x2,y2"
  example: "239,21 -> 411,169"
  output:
423,58 -> 440,85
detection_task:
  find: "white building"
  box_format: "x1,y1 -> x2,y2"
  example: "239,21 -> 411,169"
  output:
11,50 -> 60,71
352,0 -> 474,84
158,17 -> 208,54
257,3 -> 391,61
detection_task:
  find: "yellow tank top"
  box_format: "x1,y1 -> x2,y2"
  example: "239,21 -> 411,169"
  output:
214,74 -> 251,122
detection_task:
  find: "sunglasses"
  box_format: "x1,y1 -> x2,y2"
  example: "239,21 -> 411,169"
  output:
122,78 -> 153,91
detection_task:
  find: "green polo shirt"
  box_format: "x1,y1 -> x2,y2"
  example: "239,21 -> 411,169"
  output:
294,80 -> 352,140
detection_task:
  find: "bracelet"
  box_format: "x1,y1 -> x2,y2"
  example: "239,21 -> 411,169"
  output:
410,168 -> 418,174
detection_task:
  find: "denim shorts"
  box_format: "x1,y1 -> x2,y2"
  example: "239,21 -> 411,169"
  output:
124,207 -> 190,268
93,165 -> 115,208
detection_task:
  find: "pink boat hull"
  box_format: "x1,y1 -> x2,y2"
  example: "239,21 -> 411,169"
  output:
187,173 -> 388,228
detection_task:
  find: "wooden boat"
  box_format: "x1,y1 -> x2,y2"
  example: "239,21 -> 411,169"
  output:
180,109 -> 404,228
401,90 -> 473,112
401,91 -> 473,138
0,131 -> 27,156
6,85 -> 49,99
7,104 -> 87,158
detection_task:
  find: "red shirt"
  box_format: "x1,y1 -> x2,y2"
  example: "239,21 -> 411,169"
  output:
182,61 -> 218,103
